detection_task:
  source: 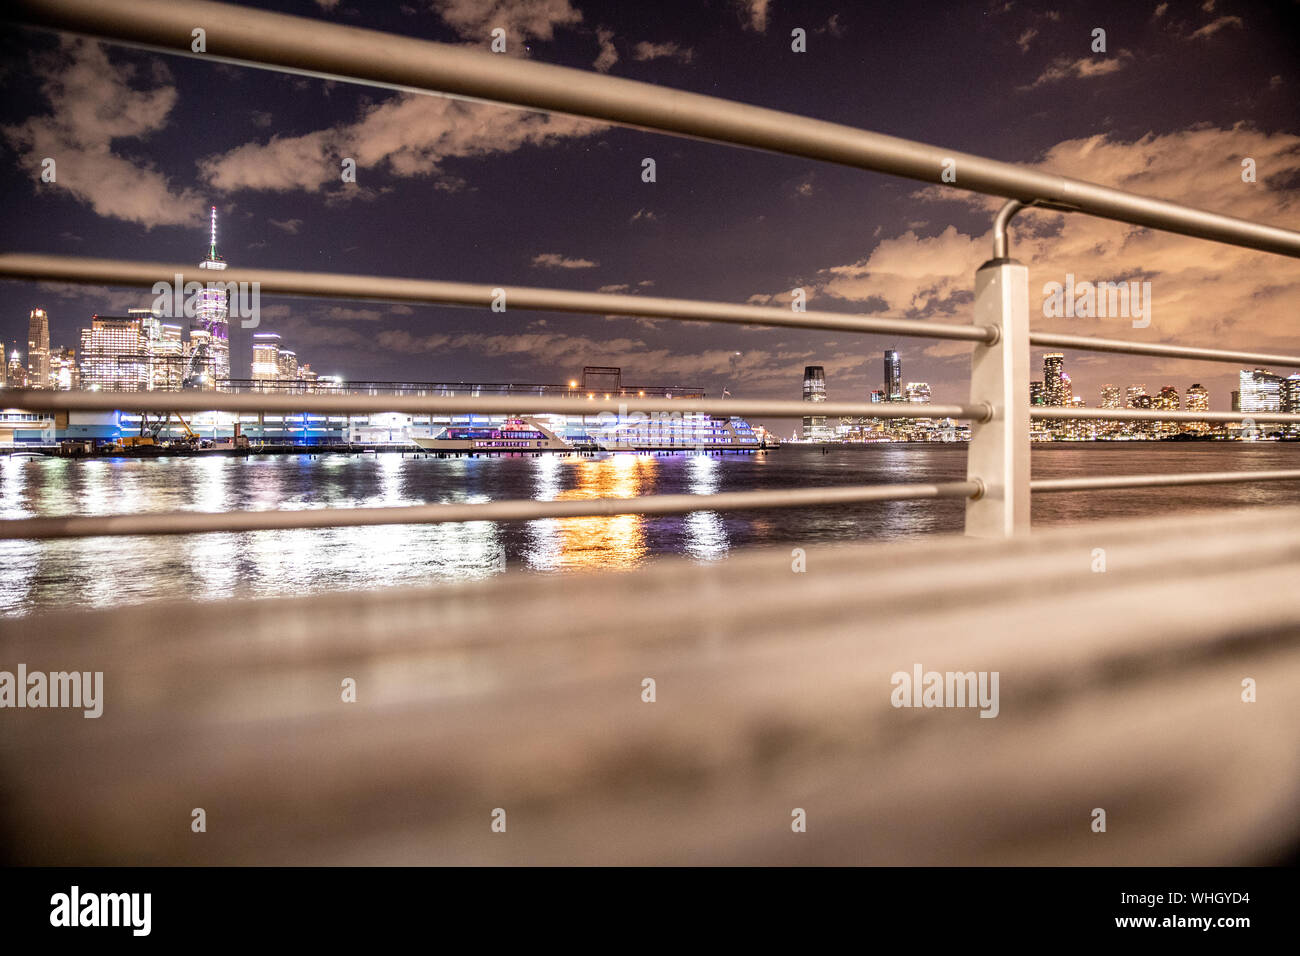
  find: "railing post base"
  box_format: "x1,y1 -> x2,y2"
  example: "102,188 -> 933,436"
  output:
965,258 -> 1031,537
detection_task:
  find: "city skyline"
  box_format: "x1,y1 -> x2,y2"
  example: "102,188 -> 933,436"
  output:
1,0 -> 1298,426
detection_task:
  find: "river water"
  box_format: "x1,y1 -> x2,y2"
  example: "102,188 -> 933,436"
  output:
2,444 -> 1297,616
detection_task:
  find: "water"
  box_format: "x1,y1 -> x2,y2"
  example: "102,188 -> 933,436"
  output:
2,444 -> 1297,616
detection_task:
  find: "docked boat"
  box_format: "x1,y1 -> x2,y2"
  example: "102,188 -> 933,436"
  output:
591,414 -> 762,451
411,417 -> 572,452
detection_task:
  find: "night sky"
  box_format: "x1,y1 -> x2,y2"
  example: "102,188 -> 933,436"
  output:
1,0 -> 1298,431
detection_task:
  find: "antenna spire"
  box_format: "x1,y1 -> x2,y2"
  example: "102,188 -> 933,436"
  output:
199,205 -> 227,271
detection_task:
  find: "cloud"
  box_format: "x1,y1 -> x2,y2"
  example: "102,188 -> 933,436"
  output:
795,180 -> 814,197
1189,16 -> 1243,39
532,253 -> 599,269
1016,28 -> 1037,53
817,14 -> 846,38
806,125 -> 1300,376
629,208 -> 658,223
269,218 -> 303,234
735,0 -> 770,33
431,0 -> 582,43
373,327 -> 805,386
35,282 -> 152,313
1024,51 -> 1132,88
593,26 -> 618,72
597,283 -> 630,293
200,93 -> 604,194
2,39 -> 204,227
632,41 -> 695,63
1153,2 -> 1168,18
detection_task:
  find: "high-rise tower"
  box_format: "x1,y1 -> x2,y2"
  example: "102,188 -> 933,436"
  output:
883,349 -> 902,402
1043,353 -> 1065,406
802,365 -> 828,441
194,206 -> 230,389
27,308 -> 50,388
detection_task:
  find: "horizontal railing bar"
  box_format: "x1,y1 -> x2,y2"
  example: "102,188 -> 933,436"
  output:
0,253 -> 996,343
1032,408 -> 1300,424
1029,332 -> 1300,369
0,481 -> 983,540
12,0 -> 1300,258
1,389 -> 989,422
1031,471 -> 1300,493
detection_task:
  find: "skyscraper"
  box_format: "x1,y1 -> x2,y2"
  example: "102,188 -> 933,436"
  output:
1185,383 -> 1210,435
1029,381 -> 1045,406
1043,353 -> 1064,406
80,315 -> 149,391
51,347 -> 78,390
1283,375 -> 1300,435
1239,369 -> 1282,414
1099,385 -> 1122,409
195,206 -> 231,389
252,333 -> 281,385
27,308 -> 50,389
802,365 -> 828,441
1282,375 -> 1300,414
883,350 -> 902,402
1126,384 -> 1148,409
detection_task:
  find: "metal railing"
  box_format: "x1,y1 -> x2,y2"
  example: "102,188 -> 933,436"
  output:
3,0 -> 1299,543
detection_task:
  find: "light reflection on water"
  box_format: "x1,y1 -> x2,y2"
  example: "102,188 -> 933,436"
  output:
1,444 -> 1297,616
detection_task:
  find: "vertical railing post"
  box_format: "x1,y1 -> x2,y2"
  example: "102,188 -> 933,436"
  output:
965,202 -> 1031,536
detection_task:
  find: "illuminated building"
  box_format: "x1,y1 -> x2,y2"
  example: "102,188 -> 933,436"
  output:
7,348 -> 28,388
1184,383 -> 1210,435
156,323 -> 185,390
1283,375 -> 1300,414
1029,381 -> 1045,406
184,329 -> 213,388
1126,385 -> 1148,409
884,350 -> 902,402
194,206 -> 231,389
27,308 -> 50,388
802,365 -> 830,441
1100,385 -> 1122,409
277,348 -> 299,381
251,333 -> 281,385
1239,369 -> 1281,414
869,389 -> 885,403
79,315 -> 149,391
904,382 -> 931,404
1043,353 -> 1065,406
51,347 -> 78,390
1058,370 -> 1073,407
1283,375 -> 1300,436
1153,385 -> 1181,435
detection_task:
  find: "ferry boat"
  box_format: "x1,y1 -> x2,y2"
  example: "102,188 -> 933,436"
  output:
592,414 -> 762,452
411,417 -> 572,452
410,413 -> 770,454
